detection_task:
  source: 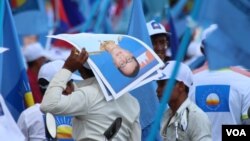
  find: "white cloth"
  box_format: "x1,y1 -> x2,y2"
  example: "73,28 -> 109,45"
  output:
161,98 -> 212,141
17,104 -> 46,141
17,103 -> 74,141
0,94 -> 25,141
41,69 -> 141,141
189,69 -> 250,141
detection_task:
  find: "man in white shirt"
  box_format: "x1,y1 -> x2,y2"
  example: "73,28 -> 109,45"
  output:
40,48 -> 141,141
17,60 -> 82,141
190,25 -> 250,141
190,66 -> 250,141
156,61 -> 212,141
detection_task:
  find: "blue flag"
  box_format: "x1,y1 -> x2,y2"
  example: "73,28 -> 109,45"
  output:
147,0 -> 202,140
0,0 -> 34,121
197,0 -> 250,70
127,0 -> 161,140
167,11 -> 179,60
10,0 -> 48,35
128,0 -> 153,47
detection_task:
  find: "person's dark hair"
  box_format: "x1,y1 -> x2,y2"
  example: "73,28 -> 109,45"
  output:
176,81 -> 189,93
184,85 -> 189,93
27,61 -> 36,67
150,33 -> 170,47
38,78 -> 75,96
38,78 -> 49,95
200,40 -> 206,56
27,57 -> 49,68
118,57 -> 140,77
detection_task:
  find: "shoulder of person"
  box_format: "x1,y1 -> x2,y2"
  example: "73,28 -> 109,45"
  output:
188,102 -> 208,118
192,62 -> 208,75
20,104 -> 41,116
118,93 -> 140,112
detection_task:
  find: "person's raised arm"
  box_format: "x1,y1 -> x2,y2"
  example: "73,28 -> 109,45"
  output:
40,48 -> 89,115
63,48 -> 88,73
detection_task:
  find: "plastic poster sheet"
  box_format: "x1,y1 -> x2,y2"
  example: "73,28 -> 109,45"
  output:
48,33 -> 164,100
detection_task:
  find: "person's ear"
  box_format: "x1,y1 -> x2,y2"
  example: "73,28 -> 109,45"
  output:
177,81 -> 186,92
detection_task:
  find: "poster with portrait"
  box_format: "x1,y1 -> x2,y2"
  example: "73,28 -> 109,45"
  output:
48,33 -> 164,100
88,60 -> 114,101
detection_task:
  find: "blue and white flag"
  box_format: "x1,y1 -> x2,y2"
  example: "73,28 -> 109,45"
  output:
197,0 -> 250,70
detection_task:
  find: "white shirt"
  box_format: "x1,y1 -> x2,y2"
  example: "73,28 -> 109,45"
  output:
17,103 -> 74,141
190,69 -> 250,141
41,69 -> 141,141
0,94 -> 25,141
17,104 -> 46,141
161,98 -> 212,141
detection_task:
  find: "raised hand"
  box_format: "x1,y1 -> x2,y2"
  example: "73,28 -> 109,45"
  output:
63,48 -> 88,73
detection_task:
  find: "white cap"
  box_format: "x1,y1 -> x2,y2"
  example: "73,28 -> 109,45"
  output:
38,60 -> 82,82
22,42 -> 51,62
146,20 -> 170,36
157,61 -> 193,88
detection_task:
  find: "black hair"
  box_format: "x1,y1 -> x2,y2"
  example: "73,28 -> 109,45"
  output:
118,57 -> 140,77
38,78 -> 49,95
176,81 -> 189,93
184,85 -> 189,93
200,40 -> 206,56
150,33 -> 170,47
27,60 -> 36,67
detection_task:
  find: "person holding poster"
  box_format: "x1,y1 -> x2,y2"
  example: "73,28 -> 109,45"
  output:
41,48 -> 141,141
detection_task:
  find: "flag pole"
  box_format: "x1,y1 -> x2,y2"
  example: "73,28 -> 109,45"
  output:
146,0 -> 202,140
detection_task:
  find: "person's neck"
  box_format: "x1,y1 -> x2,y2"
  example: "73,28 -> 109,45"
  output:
169,95 -> 187,115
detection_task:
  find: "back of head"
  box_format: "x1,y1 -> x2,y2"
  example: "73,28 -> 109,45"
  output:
38,60 -> 64,94
146,20 -> 170,37
158,61 -> 193,88
38,60 -> 65,82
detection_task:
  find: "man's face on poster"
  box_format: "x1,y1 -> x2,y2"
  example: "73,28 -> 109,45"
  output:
111,47 -> 138,77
